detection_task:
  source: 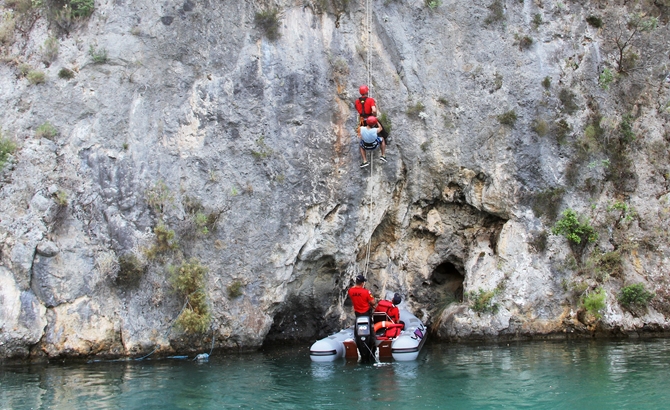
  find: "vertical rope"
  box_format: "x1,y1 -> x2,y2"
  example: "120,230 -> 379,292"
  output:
366,0 -> 372,97
362,0 -> 374,279
363,0 -> 375,276
363,150 -> 373,277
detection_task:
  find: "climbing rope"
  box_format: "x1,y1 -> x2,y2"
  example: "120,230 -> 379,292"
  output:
366,0 -> 372,93
134,299 -> 189,361
362,0 -> 374,279
363,151 -> 373,277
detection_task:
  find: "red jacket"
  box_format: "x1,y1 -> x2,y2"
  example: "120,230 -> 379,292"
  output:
374,299 -> 399,323
348,286 -> 374,314
355,96 -> 376,118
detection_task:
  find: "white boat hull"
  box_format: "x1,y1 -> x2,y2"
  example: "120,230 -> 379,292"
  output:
309,308 -> 427,362
390,309 -> 427,361
308,328 -> 354,362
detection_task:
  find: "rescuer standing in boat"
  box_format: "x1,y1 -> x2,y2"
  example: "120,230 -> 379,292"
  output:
348,275 -> 376,317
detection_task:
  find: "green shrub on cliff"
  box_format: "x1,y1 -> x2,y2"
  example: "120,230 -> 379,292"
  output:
532,187 -> 565,221
254,8 -> 280,41
227,280 -> 244,298
559,88 -> 579,114
0,12 -> 16,46
69,0 -> 95,18
35,122 -> 58,139
88,44 -> 108,64
0,135 -> 17,170
619,284 -> 654,310
146,180 -> 174,214
552,209 -> 598,245
497,110 -> 517,126
145,222 -> 178,260
40,36 -> 59,63
170,259 -> 211,334
58,67 -> 75,79
582,287 -> 606,319
425,0 -> 441,9
467,288 -> 499,314
485,0 -> 504,25
117,252 -> 146,285
379,112 -> 392,135
586,15 -> 603,28
599,68 -> 614,90
27,70 -> 46,84
5,0 -> 33,13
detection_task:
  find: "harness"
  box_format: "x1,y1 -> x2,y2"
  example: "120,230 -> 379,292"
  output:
361,139 -> 379,150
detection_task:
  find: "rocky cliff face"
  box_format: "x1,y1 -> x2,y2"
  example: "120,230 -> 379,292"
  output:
1,0 -> 669,360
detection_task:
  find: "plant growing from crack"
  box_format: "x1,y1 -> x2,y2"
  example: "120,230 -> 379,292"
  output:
170,258 -> 211,334
581,287 -> 606,319
552,209 -> 598,245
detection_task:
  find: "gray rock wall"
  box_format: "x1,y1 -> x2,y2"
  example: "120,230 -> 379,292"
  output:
1,0 -> 669,359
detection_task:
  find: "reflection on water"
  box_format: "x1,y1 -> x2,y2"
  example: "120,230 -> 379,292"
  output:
2,339 -> 670,409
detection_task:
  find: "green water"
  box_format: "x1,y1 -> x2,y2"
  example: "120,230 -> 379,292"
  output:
2,339 -> 669,409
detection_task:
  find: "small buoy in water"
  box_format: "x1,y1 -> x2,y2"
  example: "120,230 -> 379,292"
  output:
195,353 -> 209,362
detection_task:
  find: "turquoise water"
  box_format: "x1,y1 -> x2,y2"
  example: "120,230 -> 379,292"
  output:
2,338 -> 670,409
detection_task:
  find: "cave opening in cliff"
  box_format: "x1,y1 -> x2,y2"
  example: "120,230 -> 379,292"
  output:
263,256 -> 343,346
431,261 -> 464,303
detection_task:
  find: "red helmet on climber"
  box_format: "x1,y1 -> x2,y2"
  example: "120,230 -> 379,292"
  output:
365,116 -> 378,126
359,85 -> 369,95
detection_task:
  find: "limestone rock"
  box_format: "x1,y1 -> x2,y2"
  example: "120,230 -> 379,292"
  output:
0,267 -> 47,359
0,0 -> 669,359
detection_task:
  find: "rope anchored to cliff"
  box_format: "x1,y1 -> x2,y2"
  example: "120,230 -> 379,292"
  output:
361,0 -> 374,279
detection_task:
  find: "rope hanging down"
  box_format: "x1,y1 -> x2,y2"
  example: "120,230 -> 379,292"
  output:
362,0 -> 373,278
366,0 -> 372,94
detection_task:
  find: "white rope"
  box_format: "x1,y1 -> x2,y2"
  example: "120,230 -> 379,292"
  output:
366,0 -> 371,96
363,150 -> 373,277
362,0 -> 374,279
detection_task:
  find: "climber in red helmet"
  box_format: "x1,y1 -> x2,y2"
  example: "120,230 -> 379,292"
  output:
355,85 -> 377,124
358,115 -> 386,168
354,85 -> 390,148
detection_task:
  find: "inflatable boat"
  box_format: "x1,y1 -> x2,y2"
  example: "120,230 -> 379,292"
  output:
309,307 -> 427,362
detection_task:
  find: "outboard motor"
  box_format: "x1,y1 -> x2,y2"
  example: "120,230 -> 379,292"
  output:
354,316 -> 376,364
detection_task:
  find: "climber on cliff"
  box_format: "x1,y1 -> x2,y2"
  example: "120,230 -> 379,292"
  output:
355,84 -> 389,144
348,274 -> 376,317
355,85 -> 377,124
358,116 -> 386,168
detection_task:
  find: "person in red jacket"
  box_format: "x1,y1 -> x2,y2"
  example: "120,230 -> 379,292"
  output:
348,275 -> 375,317
373,293 -> 404,338
355,85 -> 389,144
355,85 -> 377,125
374,293 -> 401,323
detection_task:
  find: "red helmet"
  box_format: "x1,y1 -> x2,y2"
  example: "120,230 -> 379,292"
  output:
359,85 -> 369,95
366,116 -> 378,126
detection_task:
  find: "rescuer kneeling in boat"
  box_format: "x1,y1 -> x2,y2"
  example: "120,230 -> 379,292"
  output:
348,275 -> 377,363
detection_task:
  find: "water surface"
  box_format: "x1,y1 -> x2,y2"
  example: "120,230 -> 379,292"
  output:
2,338 -> 669,409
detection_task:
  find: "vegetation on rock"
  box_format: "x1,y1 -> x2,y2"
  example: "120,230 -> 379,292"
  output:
618,284 -> 654,310
552,209 -> 598,245
170,259 -> 211,334
0,135 -> 17,170
582,287 -> 606,319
